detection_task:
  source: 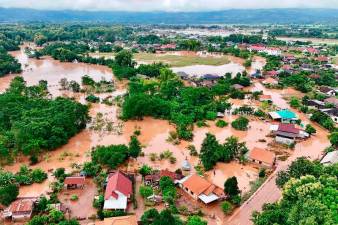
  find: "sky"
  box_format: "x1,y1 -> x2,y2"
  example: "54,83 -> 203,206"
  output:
0,0 -> 337,11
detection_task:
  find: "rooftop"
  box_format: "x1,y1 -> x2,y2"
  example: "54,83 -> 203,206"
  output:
248,147 -> 276,166
105,171 -> 132,200
64,176 -> 85,185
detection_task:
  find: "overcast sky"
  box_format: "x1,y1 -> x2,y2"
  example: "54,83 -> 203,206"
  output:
0,0 -> 337,11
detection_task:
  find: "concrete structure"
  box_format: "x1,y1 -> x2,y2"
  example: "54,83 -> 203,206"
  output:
64,176 -> 85,189
2,198 -> 37,221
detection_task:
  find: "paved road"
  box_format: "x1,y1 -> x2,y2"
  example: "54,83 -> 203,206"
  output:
227,82 -> 330,225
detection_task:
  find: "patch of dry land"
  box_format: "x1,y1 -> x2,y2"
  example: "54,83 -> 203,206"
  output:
91,51 -> 230,67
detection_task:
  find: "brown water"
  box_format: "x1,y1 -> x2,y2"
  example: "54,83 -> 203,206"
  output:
1,46 -> 330,225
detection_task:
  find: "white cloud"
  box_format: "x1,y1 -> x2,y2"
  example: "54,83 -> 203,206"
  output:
0,0 -> 336,11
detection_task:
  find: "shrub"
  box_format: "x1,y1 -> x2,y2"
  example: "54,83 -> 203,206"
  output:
258,168 -> 266,178
221,201 -> 233,214
216,120 -> 228,128
206,111 -> 217,120
85,95 -> 100,103
231,116 -> 249,130
139,185 -> 153,198
70,195 -> 78,201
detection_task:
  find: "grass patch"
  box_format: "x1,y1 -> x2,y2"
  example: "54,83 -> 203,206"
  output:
241,177 -> 267,204
91,52 -> 230,67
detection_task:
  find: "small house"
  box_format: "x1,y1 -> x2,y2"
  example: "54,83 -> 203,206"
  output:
247,147 -> 276,168
2,197 -> 37,221
103,171 -> 132,211
144,169 -> 183,187
324,97 -> 338,108
262,77 -> 278,85
306,99 -> 326,109
64,176 -> 85,189
320,150 -> 338,166
178,174 -> 225,204
322,108 -> 338,123
318,86 -> 336,97
269,109 -> 298,123
272,123 -> 308,145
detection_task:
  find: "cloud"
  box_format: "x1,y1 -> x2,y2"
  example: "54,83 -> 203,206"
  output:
0,0 -> 336,11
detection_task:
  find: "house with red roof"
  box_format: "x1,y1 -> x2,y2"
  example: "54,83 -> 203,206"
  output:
103,171 -> 132,211
64,176 -> 85,189
2,197 -> 38,221
270,123 -> 309,145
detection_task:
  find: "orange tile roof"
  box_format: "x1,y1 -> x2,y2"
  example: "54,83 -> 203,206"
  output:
64,176 -> 85,185
182,174 -> 223,196
249,147 -> 276,166
95,215 -> 138,225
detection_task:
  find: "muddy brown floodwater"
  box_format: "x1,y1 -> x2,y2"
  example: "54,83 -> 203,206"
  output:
1,46 -> 330,225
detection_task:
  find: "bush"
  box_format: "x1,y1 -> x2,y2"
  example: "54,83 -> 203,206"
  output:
70,195 -> 78,201
221,201 -> 233,214
139,185 -> 153,198
258,168 -> 266,178
206,111 -> 217,120
216,120 -> 228,128
231,116 -> 249,131
85,94 -> 100,103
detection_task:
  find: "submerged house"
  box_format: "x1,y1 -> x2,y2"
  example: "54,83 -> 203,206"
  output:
144,169 -> 183,187
103,171 -> 132,211
318,86 -> 336,97
2,197 -> 37,221
322,108 -> 338,123
64,176 -> 85,189
269,109 -> 298,123
247,147 -> 276,168
270,123 -> 308,145
178,174 -> 225,204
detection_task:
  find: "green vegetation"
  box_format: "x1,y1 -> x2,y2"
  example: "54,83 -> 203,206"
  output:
216,120 -> 228,128
253,158 -> 338,225
200,133 -> 248,170
0,49 -> 22,77
231,116 -> 249,131
139,185 -> 153,198
0,77 -> 89,161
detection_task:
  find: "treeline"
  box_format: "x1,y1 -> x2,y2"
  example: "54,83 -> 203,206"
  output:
0,77 -> 89,162
0,39 -> 22,77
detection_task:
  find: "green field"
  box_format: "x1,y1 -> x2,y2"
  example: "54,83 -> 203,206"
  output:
91,52 -> 230,67
333,55 -> 338,65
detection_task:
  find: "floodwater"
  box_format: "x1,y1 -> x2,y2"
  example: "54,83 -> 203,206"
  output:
1,46 -> 330,225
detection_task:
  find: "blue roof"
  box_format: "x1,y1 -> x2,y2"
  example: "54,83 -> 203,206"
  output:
277,110 -> 297,119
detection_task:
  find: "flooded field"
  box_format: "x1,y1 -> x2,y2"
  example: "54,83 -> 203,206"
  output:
277,36 -> 338,45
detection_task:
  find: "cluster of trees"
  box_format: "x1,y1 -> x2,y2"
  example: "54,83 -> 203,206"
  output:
0,166 -> 48,206
310,110 -> 336,132
122,69 -> 232,140
0,38 -> 22,77
91,135 -> 141,169
141,208 -> 206,225
0,77 -> 89,160
27,197 -> 79,225
200,133 -> 248,170
253,157 -> 337,225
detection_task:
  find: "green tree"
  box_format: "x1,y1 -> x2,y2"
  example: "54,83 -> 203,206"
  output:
129,135 -> 142,158
139,165 -> 152,177
199,133 -> 220,170
328,132 -> 338,147
115,50 -> 135,67
186,216 -> 207,225
305,124 -> 316,135
139,185 -> 153,198
221,201 -> 233,215
231,116 -> 249,131
224,176 -> 240,198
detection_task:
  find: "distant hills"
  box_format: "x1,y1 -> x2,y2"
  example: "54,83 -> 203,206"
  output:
0,8 -> 338,24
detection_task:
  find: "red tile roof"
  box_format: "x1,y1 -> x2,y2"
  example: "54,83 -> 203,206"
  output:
105,171 -> 132,200
182,174 -> 223,197
277,123 -> 299,134
64,176 -> 85,185
9,198 -> 35,213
